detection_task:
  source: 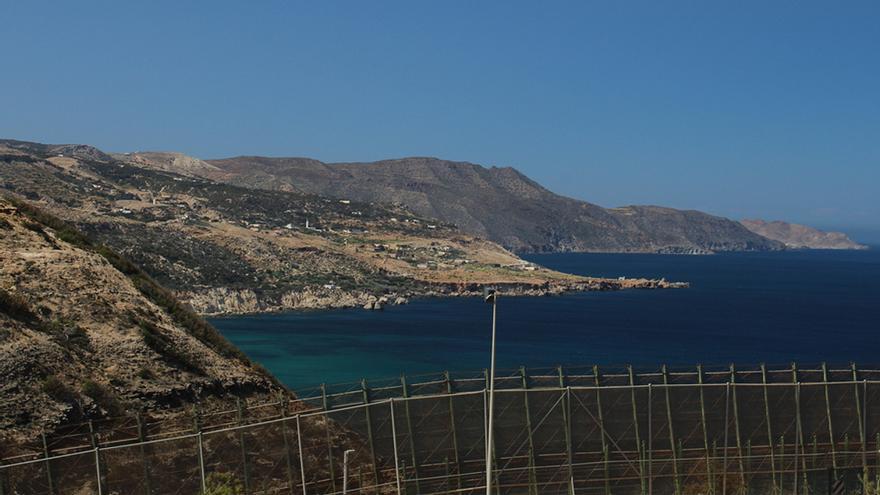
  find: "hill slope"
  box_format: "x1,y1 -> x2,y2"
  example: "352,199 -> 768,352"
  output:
0,197 -> 280,438
188,155 -> 784,254
2,140 -> 680,316
740,219 -> 868,250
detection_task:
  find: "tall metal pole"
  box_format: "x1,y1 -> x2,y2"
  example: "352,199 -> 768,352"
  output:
485,291 -> 498,495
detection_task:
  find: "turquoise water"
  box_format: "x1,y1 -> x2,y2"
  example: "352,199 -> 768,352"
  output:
210,249 -> 880,393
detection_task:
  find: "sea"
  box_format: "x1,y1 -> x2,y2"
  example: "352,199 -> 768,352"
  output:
209,248 -> 880,393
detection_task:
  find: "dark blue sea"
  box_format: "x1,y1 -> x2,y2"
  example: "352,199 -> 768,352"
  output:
209,249 -> 880,393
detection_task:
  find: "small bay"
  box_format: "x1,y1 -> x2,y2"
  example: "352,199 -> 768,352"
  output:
210,249 -> 880,393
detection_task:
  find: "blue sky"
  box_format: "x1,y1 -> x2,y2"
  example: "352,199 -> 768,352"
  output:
2,1 -> 878,239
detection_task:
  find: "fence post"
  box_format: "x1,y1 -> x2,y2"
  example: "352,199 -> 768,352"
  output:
280,395 -> 297,495
661,365 -> 681,495
792,363 -> 808,490
520,367 -> 538,495
483,372 -> 501,495
296,415 -> 307,495
722,382 -> 729,495
760,364 -> 778,492
197,431 -> 207,494
794,381 -> 801,495
628,366 -> 647,495
361,379 -> 380,487
852,364 -> 868,480
778,435 -> 785,490
811,434 -> 818,473
41,432 -> 56,495
320,384 -> 337,492
559,366 -> 574,495
745,439 -> 751,493
591,365 -> 611,495
729,364 -> 747,491
400,374 -> 420,494
822,362 -> 838,475
865,378 -> 870,489
875,432 -> 880,494
136,413 -> 153,495
89,421 -> 105,495
711,440 -> 718,491
696,365 -> 713,495
647,382 -> 654,495
444,371 -> 464,491
94,446 -> 103,495
390,399 -> 403,495
236,397 -> 251,494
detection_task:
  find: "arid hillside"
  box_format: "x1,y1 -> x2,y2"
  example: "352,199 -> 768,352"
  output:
1,140 -> 680,315
740,219 -> 867,250
0,198 -> 281,440
185,154 -> 785,254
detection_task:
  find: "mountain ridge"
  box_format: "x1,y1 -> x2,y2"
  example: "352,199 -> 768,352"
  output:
185,154 -> 785,254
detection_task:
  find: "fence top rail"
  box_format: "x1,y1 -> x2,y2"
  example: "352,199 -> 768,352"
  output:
299,362 -> 876,400
4,374 -> 879,469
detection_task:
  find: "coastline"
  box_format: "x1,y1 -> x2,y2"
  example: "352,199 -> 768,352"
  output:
184,277 -> 688,316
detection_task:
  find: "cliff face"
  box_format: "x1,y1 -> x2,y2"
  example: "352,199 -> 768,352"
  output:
740,219 -> 868,250
0,198 -> 280,438
194,155 -> 785,254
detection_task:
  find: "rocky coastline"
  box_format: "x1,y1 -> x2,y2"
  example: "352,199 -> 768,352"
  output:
184,277 -> 688,316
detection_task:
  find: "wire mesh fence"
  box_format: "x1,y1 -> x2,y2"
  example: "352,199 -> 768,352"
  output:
2,363 -> 880,494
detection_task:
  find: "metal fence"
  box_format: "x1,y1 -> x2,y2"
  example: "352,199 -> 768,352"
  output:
2,363 -> 880,494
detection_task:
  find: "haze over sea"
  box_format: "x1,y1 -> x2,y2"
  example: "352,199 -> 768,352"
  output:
211,249 -> 880,393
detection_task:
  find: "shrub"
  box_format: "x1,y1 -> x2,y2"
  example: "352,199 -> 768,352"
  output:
204,472 -> 243,495
136,318 -> 204,375
0,288 -> 37,323
22,220 -> 44,233
42,376 -> 76,404
81,380 -> 122,415
42,318 -> 90,350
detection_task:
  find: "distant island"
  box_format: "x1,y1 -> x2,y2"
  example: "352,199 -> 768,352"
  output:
740,219 -> 867,250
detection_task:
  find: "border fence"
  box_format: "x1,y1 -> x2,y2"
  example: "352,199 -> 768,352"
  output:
2,362 -> 880,494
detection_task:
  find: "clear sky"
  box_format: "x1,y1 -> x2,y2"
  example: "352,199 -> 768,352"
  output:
2,1 -> 878,239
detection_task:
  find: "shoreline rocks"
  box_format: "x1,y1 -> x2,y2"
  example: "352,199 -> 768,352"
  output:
183,278 -> 688,317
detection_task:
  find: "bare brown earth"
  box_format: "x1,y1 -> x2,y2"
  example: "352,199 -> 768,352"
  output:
0,198 -> 281,440
740,219 -> 867,250
0,199 -> 384,490
0,140 -> 686,316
